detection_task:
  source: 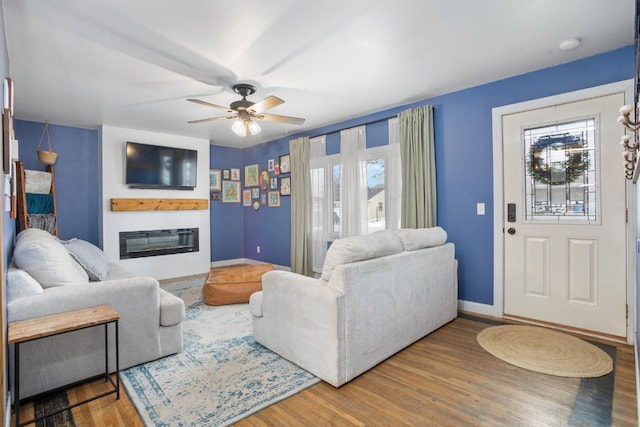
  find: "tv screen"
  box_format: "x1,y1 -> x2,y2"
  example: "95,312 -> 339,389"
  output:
125,141 -> 197,190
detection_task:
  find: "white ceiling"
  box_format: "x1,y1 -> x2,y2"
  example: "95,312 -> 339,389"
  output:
2,0 -> 635,147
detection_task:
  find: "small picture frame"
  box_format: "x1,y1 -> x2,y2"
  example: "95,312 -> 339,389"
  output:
231,168 -> 241,181
245,163 -> 259,186
261,193 -> 267,205
268,159 -> 275,171
252,188 -> 260,199
222,180 -> 240,203
210,191 -> 220,201
279,154 -> 290,174
259,169 -> 270,190
270,177 -> 278,190
268,191 -> 281,207
222,169 -> 231,180
209,169 -> 221,191
280,176 -> 291,196
243,189 -> 252,206
274,162 -> 280,175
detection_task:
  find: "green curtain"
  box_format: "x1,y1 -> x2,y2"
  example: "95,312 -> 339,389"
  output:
399,105 -> 437,228
289,136 -> 314,276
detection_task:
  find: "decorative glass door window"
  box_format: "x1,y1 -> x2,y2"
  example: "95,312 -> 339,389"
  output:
523,118 -> 598,223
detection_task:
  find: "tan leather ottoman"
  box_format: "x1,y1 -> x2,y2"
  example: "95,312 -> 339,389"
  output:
203,263 -> 274,306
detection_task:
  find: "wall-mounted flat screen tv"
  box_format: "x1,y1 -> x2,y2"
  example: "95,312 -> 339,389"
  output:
125,141 -> 197,190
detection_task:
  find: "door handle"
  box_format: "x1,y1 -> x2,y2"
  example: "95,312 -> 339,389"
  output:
507,227 -> 516,235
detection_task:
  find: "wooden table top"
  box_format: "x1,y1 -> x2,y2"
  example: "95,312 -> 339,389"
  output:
8,305 -> 120,344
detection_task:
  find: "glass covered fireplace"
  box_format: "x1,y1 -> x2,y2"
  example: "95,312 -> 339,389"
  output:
119,228 -> 199,259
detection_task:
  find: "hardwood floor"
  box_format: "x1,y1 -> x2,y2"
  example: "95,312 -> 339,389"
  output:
12,315 -> 637,426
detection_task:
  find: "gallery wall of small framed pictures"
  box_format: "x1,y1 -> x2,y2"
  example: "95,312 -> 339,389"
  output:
210,152 -> 292,210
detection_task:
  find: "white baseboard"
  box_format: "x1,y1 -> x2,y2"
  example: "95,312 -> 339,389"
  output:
210,259 -> 290,271
209,258 -> 251,268
457,300 -> 499,317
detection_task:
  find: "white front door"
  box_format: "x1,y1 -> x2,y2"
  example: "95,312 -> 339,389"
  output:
501,90 -> 627,339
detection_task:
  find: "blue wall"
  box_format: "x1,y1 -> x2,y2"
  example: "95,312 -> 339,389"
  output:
9,46 -> 633,308
427,46 -> 633,304
242,139 -> 292,266
239,46 -> 634,305
210,145 -> 245,260
13,120 -> 100,245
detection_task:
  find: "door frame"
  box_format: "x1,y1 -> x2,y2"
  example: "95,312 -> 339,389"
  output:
491,80 -> 636,344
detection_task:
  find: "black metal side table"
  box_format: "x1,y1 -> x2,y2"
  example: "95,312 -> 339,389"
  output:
8,305 -> 120,427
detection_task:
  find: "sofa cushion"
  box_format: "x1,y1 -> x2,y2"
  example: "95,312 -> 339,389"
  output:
159,289 -> 185,326
6,261 -> 43,302
13,228 -> 89,287
396,227 -> 447,251
59,238 -> 110,281
321,230 -> 403,282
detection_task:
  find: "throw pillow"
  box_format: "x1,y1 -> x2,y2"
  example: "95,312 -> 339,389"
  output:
13,228 -> 89,287
320,230 -> 403,282
396,227 -> 447,251
59,238 -> 110,281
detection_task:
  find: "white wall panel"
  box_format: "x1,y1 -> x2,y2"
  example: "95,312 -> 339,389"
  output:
101,125 -> 210,280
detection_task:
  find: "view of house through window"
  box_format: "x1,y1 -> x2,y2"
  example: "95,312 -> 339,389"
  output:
367,158 -> 385,233
329,154 -> 390,238
321,121 -> 401,242
332,163 -> 342,235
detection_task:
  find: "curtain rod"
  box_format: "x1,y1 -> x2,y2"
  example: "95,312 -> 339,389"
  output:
308,114 -> 397,139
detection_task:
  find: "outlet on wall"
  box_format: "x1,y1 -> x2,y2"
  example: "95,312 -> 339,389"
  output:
257,245 -> 261,253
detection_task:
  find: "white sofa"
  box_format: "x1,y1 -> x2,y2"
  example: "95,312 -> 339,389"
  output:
6,228 -> 185,399
250,227 -> 457,387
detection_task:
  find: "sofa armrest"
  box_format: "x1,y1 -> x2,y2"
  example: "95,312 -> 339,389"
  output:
7,276 -> 166,392
253,270 -> 346,386
7,276 -> 160,323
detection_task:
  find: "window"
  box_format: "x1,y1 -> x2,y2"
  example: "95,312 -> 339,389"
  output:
331,162 -> 342,235
313,119 -> 402,274
366,154 -> 386,233
326,144 -> 399,240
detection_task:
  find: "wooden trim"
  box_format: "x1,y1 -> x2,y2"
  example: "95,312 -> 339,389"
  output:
46,164 -> 58,236
110,198 -> 208,211
16,160 -> 27,233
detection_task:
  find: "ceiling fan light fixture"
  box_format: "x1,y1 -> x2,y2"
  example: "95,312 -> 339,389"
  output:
232,118 -> 247,137
231,117 -> 261,137
248,120 -> 261,136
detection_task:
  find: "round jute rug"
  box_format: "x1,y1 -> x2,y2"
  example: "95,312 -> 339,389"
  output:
476,325 -> 613,378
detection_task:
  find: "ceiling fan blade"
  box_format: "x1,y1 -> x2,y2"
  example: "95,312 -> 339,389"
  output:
187,98 -> 232,112
256,113 -> 305,125
188,115 -> 235,124
248,96 -> 284,114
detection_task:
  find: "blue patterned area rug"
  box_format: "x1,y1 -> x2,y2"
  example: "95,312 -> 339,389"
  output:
121,276 -> 319,426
